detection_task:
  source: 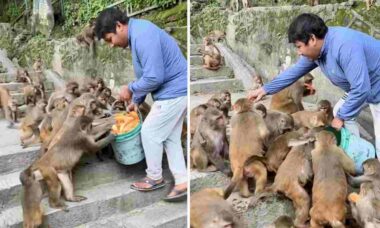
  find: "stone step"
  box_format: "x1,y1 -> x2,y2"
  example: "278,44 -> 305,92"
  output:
191,66 -> 234,80
77,200 -> 187,228
0,144 -> 40,175
0,170 -> 175,228
190,44 -> 202,56
190,56 -> 203,66
10,90 -> 54,106
190,78 -> 244,94
0,82 -> 28,91
0,158 -> 144,210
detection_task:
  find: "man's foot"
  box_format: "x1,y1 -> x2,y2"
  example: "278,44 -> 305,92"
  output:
163,182 -> 187,202
130,177 -> 166,192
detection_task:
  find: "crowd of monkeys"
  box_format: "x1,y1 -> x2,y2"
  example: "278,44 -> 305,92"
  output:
190,73 -> 380,228
9,66 -> 151,227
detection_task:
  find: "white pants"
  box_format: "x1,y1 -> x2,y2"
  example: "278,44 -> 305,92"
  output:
141,96 -> 187,185
334,94 -> 380,159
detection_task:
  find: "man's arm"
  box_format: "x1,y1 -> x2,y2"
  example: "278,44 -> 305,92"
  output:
128,30 -> 165,104
336,42 -> 371,120
263,56 -> 317,95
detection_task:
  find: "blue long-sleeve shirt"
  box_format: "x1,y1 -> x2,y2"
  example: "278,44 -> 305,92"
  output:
263,27 -> 380,120
127,18 -> 187,104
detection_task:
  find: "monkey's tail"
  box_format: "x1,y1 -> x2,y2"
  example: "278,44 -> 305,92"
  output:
224,169 -> 243,200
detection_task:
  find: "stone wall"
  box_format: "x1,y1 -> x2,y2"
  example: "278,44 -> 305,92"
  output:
191,1 -> 380,104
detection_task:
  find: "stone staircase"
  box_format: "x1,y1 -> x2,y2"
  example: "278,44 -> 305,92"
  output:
0,119 -> 187,227
190,44 -> 245,94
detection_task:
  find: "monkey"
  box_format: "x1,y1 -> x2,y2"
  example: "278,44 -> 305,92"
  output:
27,103 -> 115,211
270,73 -> 315,114
350,182 -> 380,228
242,0 -> 249,8
207,30 -> 226,42
230,0 -> 239,11
250,137 -> 315,227
291,110 -> 328,130
76,20 -> 96,56
94,78 -> 106,97
16,69 -> 32,84
264,215 -> 294,228
309,131 -> 356,228
23,84 -> 45,105
46,81 -> 81,114
254,104 -> 294,144
190,99 -> 223,138
224,98 -> 269,198
198,37 -> 222,71
190,188 -> 242,228
20,100 -> 47,148
190,107 -> 230,174
39,97 -> 69,149
33,57 -> 43,73
209,90 -> 232,119
309,0 -> 319,6
20,168 -> 43,228
0,85 -> 18,128
348,158 -> 380,195
365,0 -> 374,10
317,99 -> 333,125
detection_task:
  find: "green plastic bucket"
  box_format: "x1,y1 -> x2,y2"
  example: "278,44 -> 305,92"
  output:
111,111 -> 144,165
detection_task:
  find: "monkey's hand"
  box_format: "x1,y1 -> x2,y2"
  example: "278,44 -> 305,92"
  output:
247,87 -> 266,102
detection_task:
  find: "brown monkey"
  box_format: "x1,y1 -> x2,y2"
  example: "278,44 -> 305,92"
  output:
291,110 -> 328,130
94,78 -> 106,97
190,107 -> 230,174
20,100 -> 47,147
209,90 -> 232,119
198,37 -> 222,71
317,100 -> 333,124
46,81 -> 81,114
33,57 -> 43,73
348,158 -> 380,195
270,73 -> 315,114
16,69 -> 32,83
310,131 -> 356,228
20,168 -> 43,228
28,103 -> 114,210
309,0 -> 319,6
265,215 -> 294,228
251,138 -> 314,227
0,85 -> 17,128
23,84 -> 45,105
207,30 -> 226,42
190,100 -> 222,138
254,104 -> 294,144
350,182 -> 380,228
76,20 -> 96,55
230,0 -> 239,11
252,75 -> 264,90
242,0 -> 249,8
190,188 -> 242,228
225,98 -> 269,198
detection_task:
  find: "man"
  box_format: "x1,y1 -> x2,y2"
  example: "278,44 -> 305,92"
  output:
248,13 -> 380,159
95,8 -> 187,201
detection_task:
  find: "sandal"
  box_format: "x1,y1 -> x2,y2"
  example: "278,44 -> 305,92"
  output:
130,177 -> 166,192
163,188 -> 187,202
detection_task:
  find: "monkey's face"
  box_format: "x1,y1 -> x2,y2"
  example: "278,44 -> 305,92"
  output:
279,115 -> 294,133
203,37 -> 212,46
103,22 -> 128,49
208,99 -> 222,110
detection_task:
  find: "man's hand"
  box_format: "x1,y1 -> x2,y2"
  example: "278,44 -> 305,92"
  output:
119,85 -> 132,102
126,102 -> 138,113
331,117 -> 344,130
247,87 -> 267,102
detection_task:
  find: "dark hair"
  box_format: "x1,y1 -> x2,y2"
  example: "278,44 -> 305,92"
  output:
94,7 -> 129,40
288,13 -> 328,44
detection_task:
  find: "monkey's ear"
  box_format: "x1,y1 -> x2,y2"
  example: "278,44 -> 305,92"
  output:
71,105 -> 86,117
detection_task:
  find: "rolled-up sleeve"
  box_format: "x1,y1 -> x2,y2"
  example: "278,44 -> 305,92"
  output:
336,42 -> 371,120
128,30 -> 165,104
263,56 -> 317,95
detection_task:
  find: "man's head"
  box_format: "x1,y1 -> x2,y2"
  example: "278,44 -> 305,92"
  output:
95,7 -> 129,48
288,13 -> 328,61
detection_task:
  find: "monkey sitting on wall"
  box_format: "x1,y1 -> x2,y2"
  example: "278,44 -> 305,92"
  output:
0,86 -> 18,128
198,37 -> 222,71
